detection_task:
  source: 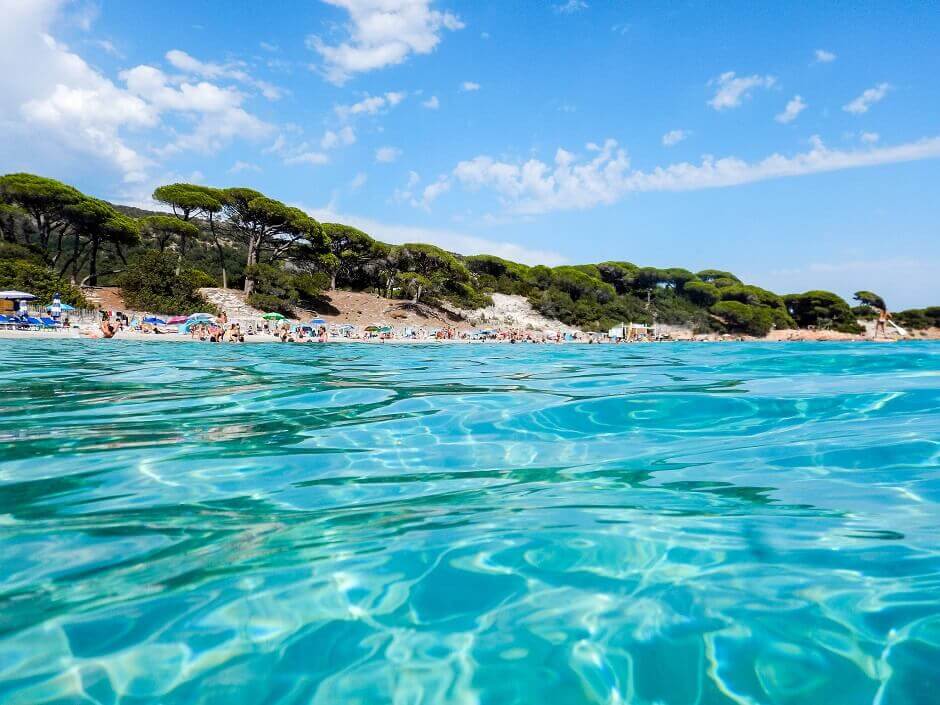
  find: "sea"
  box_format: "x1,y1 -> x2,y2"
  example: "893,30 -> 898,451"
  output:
0,339 -> 938,704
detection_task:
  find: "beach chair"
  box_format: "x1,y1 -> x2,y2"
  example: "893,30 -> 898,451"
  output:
40,316 -> 60,330
0,314 -> 12,330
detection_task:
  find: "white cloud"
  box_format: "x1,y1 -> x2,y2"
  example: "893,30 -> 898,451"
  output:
320,125 -> 356,149
775,95 -> 807,124
861,132 -> 879,144
260,41 -> 279,52
555,0 -> 588,13
708,71 -> 776,110
307,0 -> 465,84
303,205 -> 567,266
451,135 -> 940,215
349,172 -> 367,190
165,49 -> 284,100
662,129 -> 689,147
422,95 -> 440,109
284,151 -> 330,166
91,38 -> 121,57
0,1 -> 274,182
229,160 -> 260,174
461,81 -> 480,92
3,7 -> 155,182
375,146 -> 402,163
843,83 -> 891,114
814,49 -> 836,63
335,90 -> 406,120
419,176 -> 450,209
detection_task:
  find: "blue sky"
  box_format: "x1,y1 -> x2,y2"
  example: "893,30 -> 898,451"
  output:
2,0 -> 938,308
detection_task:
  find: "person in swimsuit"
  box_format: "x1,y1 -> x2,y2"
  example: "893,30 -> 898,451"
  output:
874,307 -> 891,338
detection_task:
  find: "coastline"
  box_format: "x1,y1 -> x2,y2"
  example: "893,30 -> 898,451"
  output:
2,328 -> 936,344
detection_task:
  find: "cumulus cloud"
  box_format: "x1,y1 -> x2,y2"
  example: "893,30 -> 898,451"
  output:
451,135 -> 940,215
375,146 -> 402,163
662,129 -> 689,147
165,49 -> 284,100
461,81 -> 480,92
860,132 -> 879,144
708,71 -> 776,110
775,95 -> 807,124
843,83 -> 891,114
422,95 -> 440,109
335,90 -> 406,120
308,0 -> 464,84
814,49 -> 836,63
0,1 -> 273,183
320,125 -> 356,149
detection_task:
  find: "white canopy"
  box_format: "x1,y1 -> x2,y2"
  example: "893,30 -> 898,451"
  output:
0,290 -> 37,300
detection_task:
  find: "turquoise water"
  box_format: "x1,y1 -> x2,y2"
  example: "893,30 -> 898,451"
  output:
0,339 -> 938,704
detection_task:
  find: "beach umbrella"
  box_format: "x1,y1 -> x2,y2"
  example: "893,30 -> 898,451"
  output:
310,317 -> 327,325
186,313 -> 216,322
46,303 -> 75,312
0,290 -> 37,300
167,315 -> 188,324
262,312 -> 286,320
144,316 -> 166,325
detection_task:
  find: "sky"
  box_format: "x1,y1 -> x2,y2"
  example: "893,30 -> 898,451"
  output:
1,0 -> 938,308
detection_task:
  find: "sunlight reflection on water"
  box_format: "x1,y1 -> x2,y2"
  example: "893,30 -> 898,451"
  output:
0,339 -> 938,704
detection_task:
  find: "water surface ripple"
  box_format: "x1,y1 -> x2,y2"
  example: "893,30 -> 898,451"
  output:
1,340 -> 938,704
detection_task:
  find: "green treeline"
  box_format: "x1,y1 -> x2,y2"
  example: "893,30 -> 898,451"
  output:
0,172 -> 933,334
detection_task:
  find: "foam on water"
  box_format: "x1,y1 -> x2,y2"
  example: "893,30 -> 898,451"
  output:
0,339 -> 938,704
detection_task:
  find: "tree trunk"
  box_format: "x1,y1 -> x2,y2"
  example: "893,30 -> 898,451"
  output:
330,273 -> 337,290
413,284 -> 421,304
243,236 -> 259,294
208,213 -> 227,289
88,235 -> 99,287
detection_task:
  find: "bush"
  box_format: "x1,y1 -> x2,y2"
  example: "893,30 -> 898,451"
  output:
711,301 -> 774,336
0,249 -> 87,307
684,280 -> 721,306
784,290 -> 862,333
118,250 -> 213,314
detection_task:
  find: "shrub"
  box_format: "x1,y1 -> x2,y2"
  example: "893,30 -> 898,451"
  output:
784,290 -> 862,333
118,250 -> 213,314
0,251 -> 87,307
710,301 -> 774,336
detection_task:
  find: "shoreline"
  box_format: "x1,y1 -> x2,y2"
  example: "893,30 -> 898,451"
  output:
1,329 -> 935,344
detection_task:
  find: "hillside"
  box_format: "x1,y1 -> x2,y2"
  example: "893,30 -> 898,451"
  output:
2,172 -> 938,337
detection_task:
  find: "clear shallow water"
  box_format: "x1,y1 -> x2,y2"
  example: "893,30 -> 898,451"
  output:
0,339 -> 938,705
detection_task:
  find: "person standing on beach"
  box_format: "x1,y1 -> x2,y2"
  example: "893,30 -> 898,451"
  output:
874,307 -> 891,338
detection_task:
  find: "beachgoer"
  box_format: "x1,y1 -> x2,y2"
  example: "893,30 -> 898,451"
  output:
874,307 -> 891,338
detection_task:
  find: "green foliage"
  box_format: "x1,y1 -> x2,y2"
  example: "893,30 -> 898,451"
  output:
118,250 -> 213,314
683,280 -> 721,307
894,307 -> 940,330
710,301 -> 774,336
697,269 -> 741,284
851,304 -> 879,321
140,215 -> 200,251
465,254 -> 533,295
244,263 -> 327,315
853,290 -> 886,311
784,290 -> 863,333
0,244 -> 87,307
